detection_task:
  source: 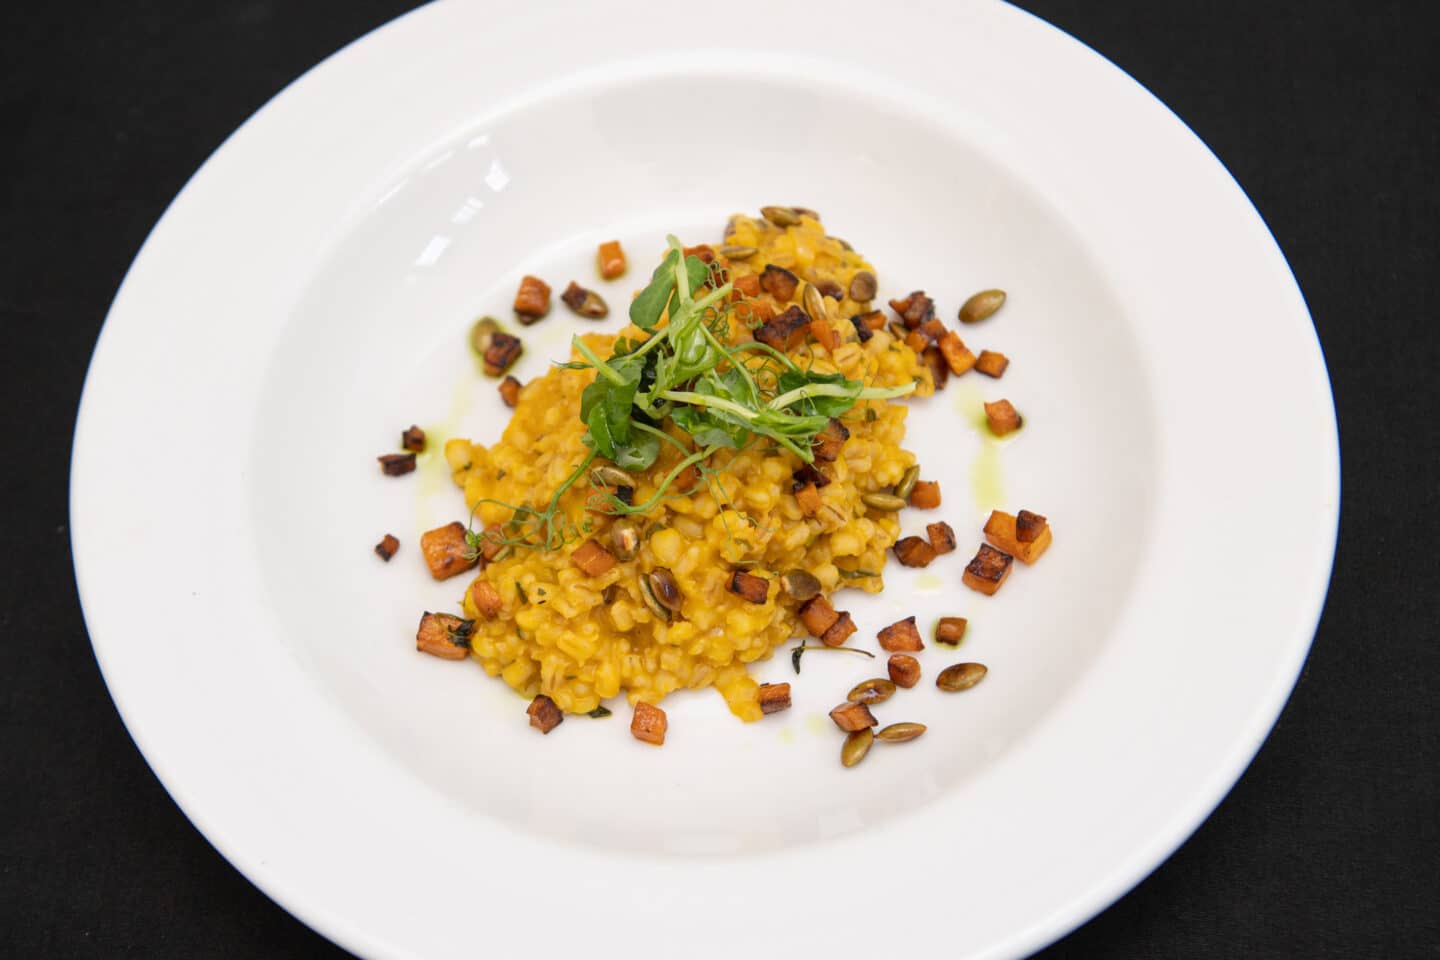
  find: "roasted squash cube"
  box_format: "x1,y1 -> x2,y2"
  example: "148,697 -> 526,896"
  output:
469,579 -> 504,618
909,480 -> 941,509
631,701 -> 667,745
984,399 -> 1023,436
936,331 -> 977,375
528,694 -> 563,734
820,611 -> 857,647
570,540 -> 617,577
374,534 -> 399,562
893,536 -> 937,568
811,418 -> 850,462
888,654 -> 921,689
975,350 -> 1009,378
982,510 -> 1053,564
498,375 -> 522,408
926,521 -> 957,554
728,570 -> 770,604
794,481 -> 823,518
877,615 -> 924,652
597,240 -> 626,280
416,611 -> 473,661
935,616 -> 968,645
513,275 -> 551,322
758,682 -> 792,715
829,700 -> 877,732
798,595 -> 840,637
962,543 -> 1014,595
759,263 -> 799,301
420,522 -> 478,581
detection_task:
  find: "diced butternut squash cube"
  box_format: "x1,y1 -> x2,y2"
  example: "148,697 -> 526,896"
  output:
798,595 -> 840,637
1016,509 -> 1048,543
893,536 -> 937,568
935,617 -> 968,645
975,350 -> 1009,378
597,241 -> 626,280
631,701 -> 667,745
415,611 -> 473,660
888,654 -> 921,689
758,683 -> 792,715
498,375 -> 522,408
513,275 -> 551,321
420,522 -> 478,581
570,539 -> 617,577
909,480 -> 941,509
877,615 -> 923,652
926,521 -> 957,554
820,611 -> 857,647
829,701 -> 877,732
984,399 -> 1023,436
727,570 -> 770,604
982,510 -> 1053,564
936,331 -> 977,375
794,481 -> 823,517
811,418 -> 850,462
527,694 -> 563,734
962,543 -> 1014,595
469,579 -> 504,618
759,264 -> 799,301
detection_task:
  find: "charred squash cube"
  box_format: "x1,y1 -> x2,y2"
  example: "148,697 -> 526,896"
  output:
798,595 -> 840,637
570,540 -> 617,577
811,418 -> 850,462
374,533 -> 400,562
893,536 -> 938,568
975,350 -> 1009,378
888,290 -> 935,329
416,611 -> 474,660
759,263 -> 799,301
400,425 -> 426,452
758,682 -> 792,715
962,543 -> 1014,596
754,305 -> 812,351
935,616 -> 968,645
527,694 -> 563,734
498,375 -> 522,408
926,521 -> 957,554
888,654 -> 922,689
982,509 -> 1052,564
1016,509 -> 1048,543
420,521 -> 478,580
829,700 -> 878,732
922,346 -> 949,390
936,331 -> 977,375
378,453 -> 416,476
877,615 -> 924,652
820,611 -> 857,647
483,332 -> 524,377
984,399 -> 1023,436
794,482 -> 823,517
727,570 -> 770,604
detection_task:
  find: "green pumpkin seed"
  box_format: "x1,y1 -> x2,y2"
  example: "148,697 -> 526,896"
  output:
861,492 -> 907,511
847,677 -> 896,705
637,574 -> 672,622
848,271 -> 877,302
717,244 -> 758,260
887,320 -> 909,341
959,289 -> 1007,324
875,722 -> 927,743
647,568 -> 683,612
761,205 -> 800,227
593,464 -> 632,487
803,282 -> 828,324
841,728 -> 874,768
936,662 -> 988,692
610,519 -> 640,560
779,569 -> 822,601
469,316 -> 501,356
894,464 -> 921,501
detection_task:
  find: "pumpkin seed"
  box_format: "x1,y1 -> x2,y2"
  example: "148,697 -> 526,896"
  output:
848,271 -> 877,302
847,677 -> 897,705
469,316 -> 501,356
593,464 -> 632,487
601,583 -> 621,605
861,492 -> 907,511
803,282 -> 828,324
647,568 -> 683,612
936,662 -> 988,692
887,320 -> 909,341
779,569 -> 822,601
761,205 -> 800,227
876,722 -> 927,743
959,289 -> 1007,324
717,244 -> 758,260
637,574 -> 672,622
894,464 -> 921,501
841,728 -> 874,767
610,519 -> 640,560
792,205 -> 820,220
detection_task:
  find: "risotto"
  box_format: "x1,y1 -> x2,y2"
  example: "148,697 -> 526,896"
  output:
438,211 -> 937,722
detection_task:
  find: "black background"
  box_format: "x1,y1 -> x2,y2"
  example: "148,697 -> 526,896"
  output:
3,2 -> 1437,957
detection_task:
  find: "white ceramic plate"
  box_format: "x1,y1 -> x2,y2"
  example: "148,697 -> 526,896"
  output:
71,1 -> 1338,957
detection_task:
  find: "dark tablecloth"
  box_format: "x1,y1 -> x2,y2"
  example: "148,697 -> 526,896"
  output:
3,2 -> 1436,956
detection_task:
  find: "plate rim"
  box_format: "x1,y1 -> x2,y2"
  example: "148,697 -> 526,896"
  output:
70,1 -> 1340,957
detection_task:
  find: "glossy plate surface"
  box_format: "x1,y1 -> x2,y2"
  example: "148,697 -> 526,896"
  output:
71,2 -> 1338,957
